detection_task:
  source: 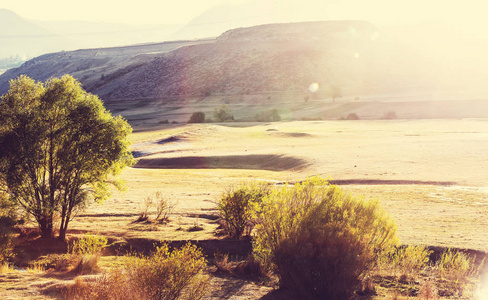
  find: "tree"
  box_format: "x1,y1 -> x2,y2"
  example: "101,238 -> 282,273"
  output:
0,75 -> 134,240
213,104 -> 234,122
325,84 -> 342,103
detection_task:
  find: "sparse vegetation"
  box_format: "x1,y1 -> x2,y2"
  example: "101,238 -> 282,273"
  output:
218,182 -> 269,239
67,242 -> 209,300
252,176 -> 398,299
389,245 -> 433,279
70,234 -> 108,275
383,110 -> 398,119
213,104 -> 234,122
188,112 -> 206,123
255,109 -> 281,122
136,191 -> 177,224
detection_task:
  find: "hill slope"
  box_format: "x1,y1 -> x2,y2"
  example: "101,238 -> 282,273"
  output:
1,21 -> 425,102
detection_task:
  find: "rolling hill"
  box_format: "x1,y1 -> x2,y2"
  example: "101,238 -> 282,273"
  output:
3,20 -> 485,124
0,21 -> 423,100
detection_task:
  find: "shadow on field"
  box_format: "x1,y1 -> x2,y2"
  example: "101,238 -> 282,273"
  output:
329,179 -> 457,186
134,154 -> 309,171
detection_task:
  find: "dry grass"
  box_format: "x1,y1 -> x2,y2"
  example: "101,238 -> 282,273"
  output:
4,119 -> 488,299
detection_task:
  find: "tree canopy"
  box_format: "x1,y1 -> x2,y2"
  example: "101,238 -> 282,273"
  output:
0,75 -> 134,240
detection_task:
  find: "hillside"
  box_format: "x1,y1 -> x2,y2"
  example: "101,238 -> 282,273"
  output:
1,21 -> 427,101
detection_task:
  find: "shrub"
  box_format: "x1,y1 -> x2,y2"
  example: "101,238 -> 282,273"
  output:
125,243 -> 209,300
255,109 -> 281,122
66,243 -> 209,300
188,112 -> 205,123
383,110 -> 398,119
64,270 -> 136,300
213,105 -> 234,122
346,113 -> 360,120
218,182 -> 269,239
252,176 -> 397,299
389,245 -> 432,279
70,234 -> 108,274
155,192 -> 177,224
71,234 -> 108,255
435,249 -> 481,296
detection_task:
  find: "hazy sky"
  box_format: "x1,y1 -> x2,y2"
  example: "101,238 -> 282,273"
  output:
0,0 -> 248,24
1,0 -> 488,33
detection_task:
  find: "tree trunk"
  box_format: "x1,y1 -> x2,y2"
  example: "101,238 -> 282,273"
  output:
39,216 -> 53,239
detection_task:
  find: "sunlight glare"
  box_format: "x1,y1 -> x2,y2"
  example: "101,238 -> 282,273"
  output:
308,83 -> 319,93
370,31 -> 380,42
354,52 -> 359,58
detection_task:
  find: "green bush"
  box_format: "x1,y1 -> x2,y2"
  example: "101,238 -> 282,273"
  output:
125,243 -> 209,300
252,176 -> 397,299
389,245 -> 432,279
66,243 -> 209,300
218,182 -> 269,239
436,248 -> 481,295
188,112 -> 205,123
255,109 -> 281,122
213,105 -> 234,122
70,234 -> 108,274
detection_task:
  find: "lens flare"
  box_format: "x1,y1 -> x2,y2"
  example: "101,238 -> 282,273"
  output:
308,83 -> 319,93
476,272 -> 488,299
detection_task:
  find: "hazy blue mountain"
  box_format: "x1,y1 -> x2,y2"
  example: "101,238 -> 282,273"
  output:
0,9 -> 73,60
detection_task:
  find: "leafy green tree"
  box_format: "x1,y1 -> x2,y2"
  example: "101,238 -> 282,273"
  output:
0,75 -> 134,240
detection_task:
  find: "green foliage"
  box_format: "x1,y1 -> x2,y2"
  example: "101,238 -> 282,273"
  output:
188,112 -> 205,123
252,176 -> 398,299
71,234 -> 108,255
124,242 -> 209,300
0,192 -> 16,263
218,182 -> 269,239
436,249 -> 479,283
213,104 -> 234,122
255,109 -> 281,122
388,245 -> 432,278
0,75 -> 135,240
69,234 -> 108,275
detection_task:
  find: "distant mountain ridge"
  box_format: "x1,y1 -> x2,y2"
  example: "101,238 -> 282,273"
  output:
0,9 -> 73,60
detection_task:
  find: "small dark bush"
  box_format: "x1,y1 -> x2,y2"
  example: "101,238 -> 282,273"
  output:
383,111 -> 398,119
188,112 -> 205,123
253,176 -> 397,299
346,113 -> 360,120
